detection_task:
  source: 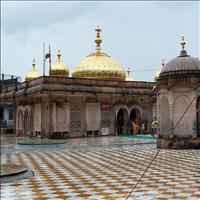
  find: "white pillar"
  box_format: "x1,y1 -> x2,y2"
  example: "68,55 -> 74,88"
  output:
156,98 -> 160,137
169,104 -> 174,131
169,91 -> 174,133
156,100 -> 160,124
53,102 -> 56,132
191,91 -> 197,136
192,101 -> 197,136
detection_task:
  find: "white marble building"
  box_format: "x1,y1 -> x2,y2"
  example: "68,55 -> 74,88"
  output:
155,35 -> 200,148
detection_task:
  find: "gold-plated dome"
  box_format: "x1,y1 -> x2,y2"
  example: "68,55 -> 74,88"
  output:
50,50 -> 69,77
72,26 -> 126,80
126,67 -> 133,81
155,59 -> 165,81
25,59 -> 40,81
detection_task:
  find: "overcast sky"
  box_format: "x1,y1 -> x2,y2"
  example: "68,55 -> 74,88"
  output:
1,1 -> 199,81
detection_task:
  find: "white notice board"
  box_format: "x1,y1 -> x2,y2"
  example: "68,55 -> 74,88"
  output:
101,128 -> 109,135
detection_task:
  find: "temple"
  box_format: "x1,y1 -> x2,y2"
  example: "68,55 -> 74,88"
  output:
1,28 -> 200,148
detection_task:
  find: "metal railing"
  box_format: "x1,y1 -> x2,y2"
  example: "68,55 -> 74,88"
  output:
0,74 -> 21,86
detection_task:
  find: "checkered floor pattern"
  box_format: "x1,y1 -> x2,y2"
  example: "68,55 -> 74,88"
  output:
1,143 -> 200,199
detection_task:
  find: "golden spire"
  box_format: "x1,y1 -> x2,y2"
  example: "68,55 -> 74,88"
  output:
161,59 -> 165,68
155,59 -> 165,81
181,34 -> 186,50
25,59 -> 40,81
127,67 -> 131,76
57,49 -> 61,61
50,49 -> 69,77
126,67 -> 133,81
32,58 -> 36,69
95,26 -> 102,51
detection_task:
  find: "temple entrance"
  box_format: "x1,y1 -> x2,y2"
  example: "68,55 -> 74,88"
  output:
130,108 -> 140,122
197,96 -> 200,137
130,108 -> 141,135
117,108 -> 128,135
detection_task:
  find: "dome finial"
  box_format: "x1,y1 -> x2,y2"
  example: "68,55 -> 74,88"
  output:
50,49 -> 69,77
57,49 -> 61,61
95,26 -> 102,51
181,33 -> 186,50
161,59 -> 165,68
126,67 -> 133,81
32,58 -> 36,69
25,59 -> 40,81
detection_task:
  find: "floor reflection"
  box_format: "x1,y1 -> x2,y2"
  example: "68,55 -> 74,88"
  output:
1,134 -> 199,200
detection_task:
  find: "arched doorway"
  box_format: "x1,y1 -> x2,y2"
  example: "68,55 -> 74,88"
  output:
197,96 -> 200,137
130,108 -> 140,122
24,110 -> 30,136
117,108 -> 128,135
130,108 -> 141,135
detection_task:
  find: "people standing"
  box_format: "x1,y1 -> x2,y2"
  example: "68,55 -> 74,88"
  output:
132,120 -> 136,136
141,123 -> 145,134
151,117 -> 159,138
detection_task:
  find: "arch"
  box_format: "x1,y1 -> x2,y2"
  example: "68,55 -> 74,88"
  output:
114,104 -> 129,116
174,95 -> 192,137
197,96 -> 200,137
24,109 -> 30,136
129,105 -> 143,116
174,94 -> 190,103
117,108 -> 129,135
130,108 -> 141,122
160,96 -> 170,137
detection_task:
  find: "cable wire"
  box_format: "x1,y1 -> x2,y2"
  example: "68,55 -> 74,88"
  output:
125,88 -> 200,199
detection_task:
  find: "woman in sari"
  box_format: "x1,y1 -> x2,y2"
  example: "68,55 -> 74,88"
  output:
132,120 -> 137,136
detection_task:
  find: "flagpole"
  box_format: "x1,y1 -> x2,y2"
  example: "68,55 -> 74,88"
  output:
49,45 -> 51,75
43,42 -> 45,76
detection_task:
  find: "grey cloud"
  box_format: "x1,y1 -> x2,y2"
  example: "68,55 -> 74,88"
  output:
2,1 -> 102,34
1,1 -> 199,82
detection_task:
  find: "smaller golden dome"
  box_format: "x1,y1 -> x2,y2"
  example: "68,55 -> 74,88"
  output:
126,67 -> 133,81
25,59 -> 40,81
50,50 -> 69,77
155,59 -> 165,81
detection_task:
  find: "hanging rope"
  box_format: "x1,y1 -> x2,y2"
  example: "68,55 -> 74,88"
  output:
125,88 -> 200,199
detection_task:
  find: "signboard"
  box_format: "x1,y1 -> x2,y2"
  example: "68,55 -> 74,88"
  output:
101,103 -> 111,112
101,128 -> 109,135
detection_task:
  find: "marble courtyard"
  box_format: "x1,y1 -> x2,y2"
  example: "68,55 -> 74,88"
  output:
1,134 -> 200,200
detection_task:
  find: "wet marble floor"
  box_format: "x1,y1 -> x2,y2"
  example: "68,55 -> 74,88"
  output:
1,134 -> 200,200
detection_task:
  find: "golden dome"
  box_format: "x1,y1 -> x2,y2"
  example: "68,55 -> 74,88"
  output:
72,26 -> 126,80
126,67 -> 133,81
50,50 -> 69,77
155,59 -> 165,81
25,59 -> 40,81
